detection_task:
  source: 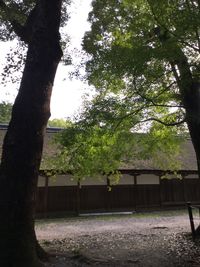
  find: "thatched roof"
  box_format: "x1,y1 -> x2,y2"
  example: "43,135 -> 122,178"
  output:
119,138 -> 197,171
0,124 -> 198,171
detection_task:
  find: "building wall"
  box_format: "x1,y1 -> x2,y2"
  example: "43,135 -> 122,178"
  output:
37,172 -> 199,188
1,125 -> 200,214
38,176 -> 46,187
118,174 -> 135,185
80,176 -> 107,186
185,174 -> 199,179
48,175 -> 77,186
137,174 -> 159,184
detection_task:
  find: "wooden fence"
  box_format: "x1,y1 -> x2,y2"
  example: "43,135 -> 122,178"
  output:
35,177 -> 200,216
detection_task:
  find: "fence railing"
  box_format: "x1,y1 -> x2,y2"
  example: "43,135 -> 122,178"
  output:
187,202 -> 200,239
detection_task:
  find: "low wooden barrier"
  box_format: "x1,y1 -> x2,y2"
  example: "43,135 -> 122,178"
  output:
187,202 -> 200,239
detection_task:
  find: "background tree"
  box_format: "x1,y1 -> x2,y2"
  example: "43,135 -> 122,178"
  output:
0,101 -> 12,123
0,1 -> 70,266
53,95 -> 183,181
78,0 -> 200,174
48,118 -> 70,128
54,0 -> 196,180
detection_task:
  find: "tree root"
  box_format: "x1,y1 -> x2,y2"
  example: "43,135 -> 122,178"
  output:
36,240 -> 50,262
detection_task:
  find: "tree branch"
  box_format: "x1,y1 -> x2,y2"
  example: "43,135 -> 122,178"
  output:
147,0 -> 200,52
113,105 -> 146,130
0,0 -> 37,43
0,0 -> 25,38
138,117 -> 186,127
125,72 -> 176,104
114,103 -> 185,130
186,0 -> 200,52
135,87 -> 183,108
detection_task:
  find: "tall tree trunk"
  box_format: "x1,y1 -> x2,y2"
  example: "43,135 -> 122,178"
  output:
0,1 -> 62,266
184,82 -> 200,176
174,49 -> 200,177
154,27 -> 200,177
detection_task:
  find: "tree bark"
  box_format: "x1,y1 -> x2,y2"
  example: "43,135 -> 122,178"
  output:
153,24 -> 200,176
174,49 -> 200,177
0,0 -> 63,266
183,82 -> 200,176
157,33 -> 200,178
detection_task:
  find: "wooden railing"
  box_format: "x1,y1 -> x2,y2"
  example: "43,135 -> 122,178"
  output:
187,202 -> 200,239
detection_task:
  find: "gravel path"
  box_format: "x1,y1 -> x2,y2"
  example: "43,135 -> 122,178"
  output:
35,210 -> 200,266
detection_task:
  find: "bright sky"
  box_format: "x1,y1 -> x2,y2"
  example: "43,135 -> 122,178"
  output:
0,0 -> 93,119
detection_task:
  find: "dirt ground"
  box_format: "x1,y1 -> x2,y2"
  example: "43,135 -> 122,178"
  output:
35,209 -> 200,266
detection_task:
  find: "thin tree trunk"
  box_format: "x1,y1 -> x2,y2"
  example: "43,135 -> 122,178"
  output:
0,0 -> 62,266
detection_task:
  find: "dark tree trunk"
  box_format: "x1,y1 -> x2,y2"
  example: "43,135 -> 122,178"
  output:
174,50 -> 200,177
0,1 -> 62,266
155,28 -> 200,177
184,82 -> 200,176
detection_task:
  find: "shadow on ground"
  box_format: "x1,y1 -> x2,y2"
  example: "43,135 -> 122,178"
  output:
42,232 -> 200,267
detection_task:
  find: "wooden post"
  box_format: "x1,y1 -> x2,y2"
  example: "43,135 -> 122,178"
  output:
134,174 -> 137,210
182,174 -> 187,202
76,179 -> 80,215
106,176 -> 111,211
159,175 -> 162,207
187,202 -> 196,239
44,176 -> 49,218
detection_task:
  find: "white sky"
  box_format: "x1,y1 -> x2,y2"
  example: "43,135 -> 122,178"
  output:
0,0 -> 93,119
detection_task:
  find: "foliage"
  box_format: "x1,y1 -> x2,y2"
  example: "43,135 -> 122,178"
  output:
52,95 -> 183,180
53,123 -> 134,178
0,0 -> 71,83
0,101 -> 12,123
53,0 -> 199,179
48,118 -> 70,128
0,0 -> 71,40
82,0 -> 199,125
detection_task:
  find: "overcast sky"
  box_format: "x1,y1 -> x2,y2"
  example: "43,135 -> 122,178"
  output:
0,0 -> 92,119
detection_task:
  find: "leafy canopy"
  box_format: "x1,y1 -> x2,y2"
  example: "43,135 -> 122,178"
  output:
52,95 -> 183,180
83,0 -> 199,127
53,0 -> 199,178
0,0 -> 71,82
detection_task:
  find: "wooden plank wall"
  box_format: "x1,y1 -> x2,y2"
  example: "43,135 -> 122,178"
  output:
35,178 -> 200,215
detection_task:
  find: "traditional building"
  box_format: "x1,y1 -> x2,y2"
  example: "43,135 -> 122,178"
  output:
0,124 -> 199,216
